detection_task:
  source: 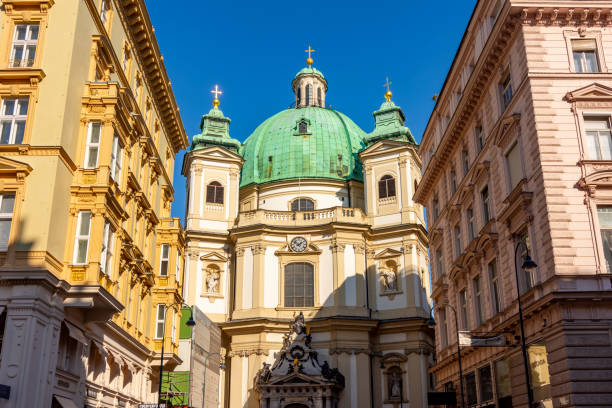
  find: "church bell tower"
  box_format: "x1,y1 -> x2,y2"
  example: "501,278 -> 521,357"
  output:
292,46 -> 327,107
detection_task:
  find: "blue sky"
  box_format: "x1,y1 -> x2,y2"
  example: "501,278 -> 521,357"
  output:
146,0 -> 476,220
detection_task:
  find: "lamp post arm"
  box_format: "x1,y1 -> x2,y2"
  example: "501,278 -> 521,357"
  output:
432,302 -> 465,408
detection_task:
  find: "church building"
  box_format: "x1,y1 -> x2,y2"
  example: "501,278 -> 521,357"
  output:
181,51 -> 433,407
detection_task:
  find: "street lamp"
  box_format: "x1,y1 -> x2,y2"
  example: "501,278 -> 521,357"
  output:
428,302 -> 466,408
514,240 -> 537,408
202,351 -> 225,408
158,303 -> 195,408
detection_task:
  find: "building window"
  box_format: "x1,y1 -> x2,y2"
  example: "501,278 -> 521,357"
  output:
305,84 -> 312,106
378,175 -> 396,199
475,124 -> 484,152
0,194 -> 15,251
459,289 -> 469,330
435,248 -> 444,281
73,211 -> 92,264
100,0 -> 109,24
481,185 -> 490,223
291,198 -> 315,211
584,116 -> 612,160
439,308 -> 448,348
171,309 -> 177,343
206,181 -> 224,204
473,275 -> 483,326
284,262 -> 314,307
500,70 -> 513,109
597,206 -> 612,273
453,224 -> 462,257
317,87 -> 322,106
155,304 -> 165,339
110,134 -> 123,182
298,120 -> 308,134
465,371 -> 477,406
0,98 -> 28,145
467,207 -> 475,242
10,24 -> 38,68
159,244 -> 169,276
84,122 -> 102,169
479,364 -> 494,402
175,249 -> 181,282
505,141 -> 523,190
100,220 -> 114,276
572,39 -> 599,73
462,149 -> 470,176
432,195 -> 440,221
450,168 -> 457,195
489,259 -> 501,314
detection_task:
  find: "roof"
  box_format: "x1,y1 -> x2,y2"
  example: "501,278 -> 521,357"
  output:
239,106 -> 367,187
294,66 -> 325,80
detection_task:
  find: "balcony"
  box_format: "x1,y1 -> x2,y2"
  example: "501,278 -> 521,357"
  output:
237,206 -> 366,228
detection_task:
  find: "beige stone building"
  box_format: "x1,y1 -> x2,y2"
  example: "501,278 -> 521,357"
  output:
0,0 -> 187,407
182,59 -> 433,407
414,1 -> 612,407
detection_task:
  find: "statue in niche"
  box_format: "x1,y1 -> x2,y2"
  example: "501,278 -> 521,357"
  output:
389,369 -> 402,398
292,311 -> 306,335
380,260 -> 398,292
205,264 -> 220,293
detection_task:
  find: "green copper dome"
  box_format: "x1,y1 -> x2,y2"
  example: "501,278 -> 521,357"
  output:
239,106 -> 367,187
294,67 -> 325,80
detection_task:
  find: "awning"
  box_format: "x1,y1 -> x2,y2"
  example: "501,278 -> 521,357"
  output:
53,395 -> 80,408
63,321 -> 88,345
91,339 -> 109,358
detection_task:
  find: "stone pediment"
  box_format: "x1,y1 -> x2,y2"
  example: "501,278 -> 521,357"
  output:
199,252 -> 228,262
266,372 -> 328,386
358,139 -> 414,160
275,242 -> 321,256
0,155 -> 32,174
374,248 -> 403,259
493,114 -> 521,148
565,83 -> 612,102
192,145 -> 243,161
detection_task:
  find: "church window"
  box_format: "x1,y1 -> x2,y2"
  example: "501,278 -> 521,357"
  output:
291,198 -> 315,211
298,120 -> 308,134
386,366 -> 403,401
378,175 -> 396,199
306,84 -> 312,106
284,262 -> 314,307
206,181 -> 224,204
317,87 -> 322,106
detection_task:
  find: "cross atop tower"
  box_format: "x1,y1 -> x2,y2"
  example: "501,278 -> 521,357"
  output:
211,85 -> 222,107
383,77 -> 393,102
305,46 -> 315,66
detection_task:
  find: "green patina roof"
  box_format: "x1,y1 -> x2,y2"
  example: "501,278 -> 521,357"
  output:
294,66 -> 325,80
364,100 -> 416,146
190,106 -> 241,152
239,106 -> 367,187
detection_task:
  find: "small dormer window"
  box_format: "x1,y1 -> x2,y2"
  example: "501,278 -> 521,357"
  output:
298,120 -> 308,134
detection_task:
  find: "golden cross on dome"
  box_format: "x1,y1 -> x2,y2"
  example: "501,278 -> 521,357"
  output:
383,76 -> 393,102
305,45 -> 315,66
211,84 -> 222,107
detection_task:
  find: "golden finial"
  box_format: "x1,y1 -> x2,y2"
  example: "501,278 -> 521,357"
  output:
211,84 -> 222,108
305,45 -> 315,67
383,77 -> 393,102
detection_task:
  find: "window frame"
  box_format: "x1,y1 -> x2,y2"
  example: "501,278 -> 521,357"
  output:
0,194 -> 16,251
283,262 -> 315,308
505,140 -> 524,191
467,207 -> 475,243
9,24 -> 39,68
475,124 -> 484,152
571,38 -> 600,73
205,181 -> 224,204
0,97 -> 29,145
583,115 -> 612,161
459,289 -> 469,330
473,275 -> 484,326
100,219 -> 114,276
73,211 -> 92,265
159,244 -> 169,276
481,185 -> 491,224
596,206 -> 612,273
378,174 -> 397,199
155,304 -> 165,339
84,122 -> 102,169
110,133 -> 123,183
290,197 -> 315,211
175,249 -> 180,283
488,259 -> 501,314
500,70 -> 513,109
453,224 -> 462,258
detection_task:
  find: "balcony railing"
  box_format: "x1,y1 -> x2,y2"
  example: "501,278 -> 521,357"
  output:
237,206 -> 365,227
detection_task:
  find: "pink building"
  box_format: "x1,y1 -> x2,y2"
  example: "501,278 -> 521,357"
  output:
414,1 -> 612,407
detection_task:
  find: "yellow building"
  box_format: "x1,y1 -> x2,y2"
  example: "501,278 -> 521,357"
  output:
0,1 -> 187,407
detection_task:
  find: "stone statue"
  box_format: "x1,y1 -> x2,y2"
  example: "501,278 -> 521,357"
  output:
206,271 -> 219,293
381,267 -> 398,292
292,312 -> 306,335
257,363 -> 271,384
390,371 -> 402,398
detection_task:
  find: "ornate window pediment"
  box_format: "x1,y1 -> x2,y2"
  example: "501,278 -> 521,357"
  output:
565,82 -> 612,105
493,113 -> 521,149
578,169 -> 612,197
374,248 -> 402,259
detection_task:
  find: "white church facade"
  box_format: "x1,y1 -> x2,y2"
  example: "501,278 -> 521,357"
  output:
181,56 -> 433,408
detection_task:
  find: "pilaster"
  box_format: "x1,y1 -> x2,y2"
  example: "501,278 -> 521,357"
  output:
331,240 -> 346,307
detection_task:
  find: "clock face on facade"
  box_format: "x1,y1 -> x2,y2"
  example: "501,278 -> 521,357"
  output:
290,237 -> 308,252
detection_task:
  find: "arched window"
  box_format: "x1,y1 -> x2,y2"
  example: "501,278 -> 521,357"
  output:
317,87 -> 322,106
305,84 -> 312,106
297,88 -> 301,106
291,198 -> 315,211
378,175 -> 396,199
284,262 -> 314,307
298,120 -> 308,134
206,181 -> 224,204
